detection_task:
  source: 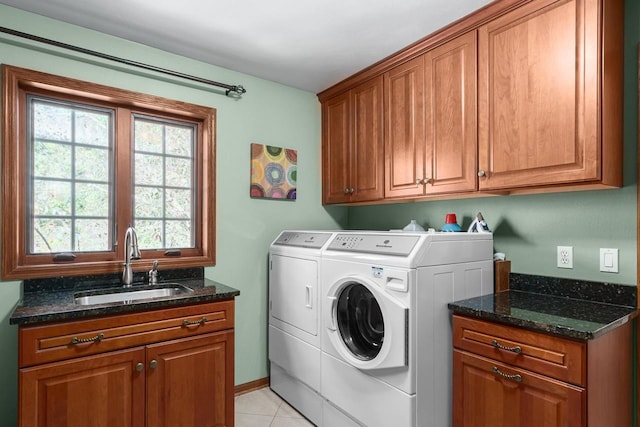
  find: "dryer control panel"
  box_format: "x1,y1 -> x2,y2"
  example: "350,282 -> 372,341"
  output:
273,231 -> 332,248
327,234 -> 419,256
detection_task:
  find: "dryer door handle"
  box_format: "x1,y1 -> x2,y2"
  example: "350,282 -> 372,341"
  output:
326,296 -> 337,331
305,285 -> 313,308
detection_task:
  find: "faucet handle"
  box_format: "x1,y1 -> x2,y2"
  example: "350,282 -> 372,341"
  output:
149,260 -> 159,285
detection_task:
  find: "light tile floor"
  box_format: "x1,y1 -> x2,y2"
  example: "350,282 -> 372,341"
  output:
235,387 -> 315,427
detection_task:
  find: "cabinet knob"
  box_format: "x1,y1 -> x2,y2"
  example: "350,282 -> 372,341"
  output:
349,187 -> 355,194
135,363 -> 144,372
415,179 -> 422,185
149,359 -> 158,369
422,178 -> 432,185
344,188 -> 350,194
477,170 -> 486,177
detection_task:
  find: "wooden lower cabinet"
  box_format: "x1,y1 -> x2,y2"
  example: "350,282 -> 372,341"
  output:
20,347 -> 146,427
453,350 -> 584,427
452,315 -> 632,427
18,301 -> 235,427
147,332 -> 234,427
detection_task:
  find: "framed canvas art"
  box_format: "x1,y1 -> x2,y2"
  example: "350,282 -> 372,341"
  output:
250,143 -> 297,200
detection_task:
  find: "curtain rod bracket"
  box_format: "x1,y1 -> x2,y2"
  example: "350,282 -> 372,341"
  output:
226,85 -> 246,98
0,26 -> 247,97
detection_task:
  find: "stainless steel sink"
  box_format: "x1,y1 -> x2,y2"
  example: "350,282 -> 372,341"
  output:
74,283 -> 193,305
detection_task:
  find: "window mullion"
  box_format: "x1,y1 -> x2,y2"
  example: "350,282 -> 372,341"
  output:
70,110 -> 77,252
114,107 -> 134,259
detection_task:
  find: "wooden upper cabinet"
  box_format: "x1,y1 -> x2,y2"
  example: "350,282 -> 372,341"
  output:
385,31 -> 477,199
425,30 -> 478,195
384,56 -> 426,198
351,77 -> 384,202
323,92 -> 352,204
322,76 -> 384,204
320,0 -> 622,204
477,0 -> 622,190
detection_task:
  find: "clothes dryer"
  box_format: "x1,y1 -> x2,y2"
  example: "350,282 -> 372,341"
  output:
268,230 -> 336,425
320,231 -> 494,427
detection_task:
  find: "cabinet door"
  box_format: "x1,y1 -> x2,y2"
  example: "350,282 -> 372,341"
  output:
19,347 -> 145,427
426,31 -> 478,195
453,350 -> 585,427
322,92 -> 352,204
478,0 -> 598,190
146,331 -> 235,427
351,76 -> 384,202
384,56 -> 426,198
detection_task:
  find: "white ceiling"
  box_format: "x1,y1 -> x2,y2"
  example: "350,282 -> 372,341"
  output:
0,0 -> 493,93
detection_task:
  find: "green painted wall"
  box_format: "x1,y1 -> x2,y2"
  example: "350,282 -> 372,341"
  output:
0,5 -> 347,424
0,0 -> 638,425
349,0 -> 640,287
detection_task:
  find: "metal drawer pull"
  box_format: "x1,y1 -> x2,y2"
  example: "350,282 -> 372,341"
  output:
149,359 -> 158,369
182,316 -> 207,327
492,366 -> 522,382
70,333 -> 104,345
492,339 -> 522,354
135,363 -> 144,372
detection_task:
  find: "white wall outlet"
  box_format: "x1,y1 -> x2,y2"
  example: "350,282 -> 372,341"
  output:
557,246 -> 573,269
599,248 -> 619,273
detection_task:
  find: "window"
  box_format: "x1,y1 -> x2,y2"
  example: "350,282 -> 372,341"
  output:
133,116 -> 196,250
28,97 -> 114,254
2,65 -> 216,280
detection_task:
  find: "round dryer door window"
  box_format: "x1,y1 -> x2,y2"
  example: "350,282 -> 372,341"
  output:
336,283 -> 384,360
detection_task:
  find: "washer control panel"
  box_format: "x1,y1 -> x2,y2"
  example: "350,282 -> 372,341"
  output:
327,234 -> 420,256
273,231 -> 332,248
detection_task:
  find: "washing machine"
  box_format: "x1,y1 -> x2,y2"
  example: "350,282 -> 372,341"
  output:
268,230 -> 337,425
320,231 -> 494,427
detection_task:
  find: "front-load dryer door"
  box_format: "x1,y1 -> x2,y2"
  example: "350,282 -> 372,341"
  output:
270,254 -> 318,336
326,277 -> 408,370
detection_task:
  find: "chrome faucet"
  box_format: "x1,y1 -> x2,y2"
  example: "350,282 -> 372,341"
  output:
122,226 -> 141,287
149,260 -> 158,285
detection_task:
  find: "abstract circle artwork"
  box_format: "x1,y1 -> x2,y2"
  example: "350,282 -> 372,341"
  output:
250,143 -> 297,200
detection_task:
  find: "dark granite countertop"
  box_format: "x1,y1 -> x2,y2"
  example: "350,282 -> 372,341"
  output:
10,267 -> 240,326
448,273 -> 638,340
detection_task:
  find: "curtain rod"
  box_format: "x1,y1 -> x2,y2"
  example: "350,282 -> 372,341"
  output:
0,26 -> 247,97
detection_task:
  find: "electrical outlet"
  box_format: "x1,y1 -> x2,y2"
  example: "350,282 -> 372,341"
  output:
557,246 -> 573,269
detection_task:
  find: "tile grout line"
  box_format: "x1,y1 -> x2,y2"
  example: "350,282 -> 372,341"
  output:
267,401 -> 280,426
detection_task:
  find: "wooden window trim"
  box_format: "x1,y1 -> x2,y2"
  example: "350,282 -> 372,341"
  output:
1,65 -> 216,280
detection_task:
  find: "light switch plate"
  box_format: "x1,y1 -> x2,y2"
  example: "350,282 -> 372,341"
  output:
599,248 -> 618,273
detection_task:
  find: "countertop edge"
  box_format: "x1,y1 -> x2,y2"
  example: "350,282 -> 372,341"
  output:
10,278 -> 240,326
448,296 -> 639,341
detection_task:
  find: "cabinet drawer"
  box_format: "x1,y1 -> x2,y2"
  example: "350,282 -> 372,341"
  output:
453,349 -> 585,427
19,300 -> 234,367
453,315 -> 585,386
